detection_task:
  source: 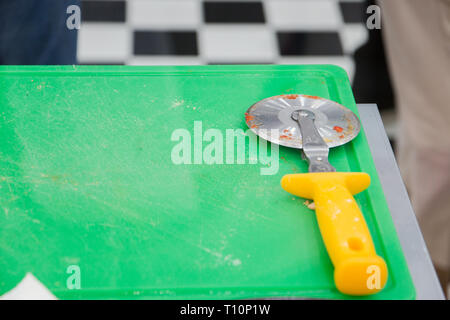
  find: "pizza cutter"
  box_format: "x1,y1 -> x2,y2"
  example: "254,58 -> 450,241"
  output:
245,94 -> 387,296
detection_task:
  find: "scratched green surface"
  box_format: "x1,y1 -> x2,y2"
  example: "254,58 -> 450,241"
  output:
0,65 -> 414,299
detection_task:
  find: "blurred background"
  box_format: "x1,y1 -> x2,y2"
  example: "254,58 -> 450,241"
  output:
77,0 -> 397,142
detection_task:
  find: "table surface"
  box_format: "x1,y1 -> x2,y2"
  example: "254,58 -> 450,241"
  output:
358,104 -> 445,300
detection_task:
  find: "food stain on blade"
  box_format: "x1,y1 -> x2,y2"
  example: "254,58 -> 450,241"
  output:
333,126 -> 343,133
279,128 -> 295,141
244,112 -> 254,122
245,93 -> 360,149
344,117 -> 355,136
302,95 -> 321,100
282,94 -> 299,100
245,112 -> 262,129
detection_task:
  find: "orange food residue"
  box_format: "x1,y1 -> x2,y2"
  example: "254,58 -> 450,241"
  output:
303,95 -> 320,100
283,94 -> 299,100
333,126 -> 343,133
245,112 -> 254,122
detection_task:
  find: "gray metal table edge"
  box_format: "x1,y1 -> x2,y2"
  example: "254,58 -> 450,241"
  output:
358,104 -> 445,300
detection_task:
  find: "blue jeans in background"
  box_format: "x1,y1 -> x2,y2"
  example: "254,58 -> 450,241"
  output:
0,0 -> 79,65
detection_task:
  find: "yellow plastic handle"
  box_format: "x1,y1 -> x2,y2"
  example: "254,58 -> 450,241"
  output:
281,172 -> 388,296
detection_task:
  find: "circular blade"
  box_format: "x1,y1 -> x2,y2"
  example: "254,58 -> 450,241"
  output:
245,94 -> 360,149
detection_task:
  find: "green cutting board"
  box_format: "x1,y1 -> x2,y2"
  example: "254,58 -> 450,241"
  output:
0,65 -> 414,299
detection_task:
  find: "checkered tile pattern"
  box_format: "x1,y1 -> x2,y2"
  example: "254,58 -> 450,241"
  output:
78,0 -> 369,80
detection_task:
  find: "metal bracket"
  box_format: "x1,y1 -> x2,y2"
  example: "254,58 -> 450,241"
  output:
292,109 -> 336,173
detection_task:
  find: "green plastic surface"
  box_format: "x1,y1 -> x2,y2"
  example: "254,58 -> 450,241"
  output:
0,65 -> 414,299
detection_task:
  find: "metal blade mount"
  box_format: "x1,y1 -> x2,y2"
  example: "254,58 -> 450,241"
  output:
245,94 -> 361,149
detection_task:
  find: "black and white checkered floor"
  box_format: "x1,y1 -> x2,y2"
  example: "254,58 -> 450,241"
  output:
78,0 -> 369,81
